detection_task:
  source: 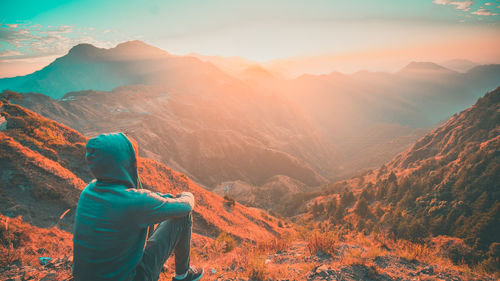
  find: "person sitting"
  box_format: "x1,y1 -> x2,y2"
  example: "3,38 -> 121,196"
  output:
73,132 -> 203,281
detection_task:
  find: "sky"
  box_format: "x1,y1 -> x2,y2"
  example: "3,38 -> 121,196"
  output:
1,0 -> 499,77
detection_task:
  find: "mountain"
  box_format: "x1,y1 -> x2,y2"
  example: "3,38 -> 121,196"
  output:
441,59 -> 480,73
285,62 -> 500,179
3,41 -> 499,208
2,42 -> 341,200
0,40 -> 233,99
397,61 -> 457,76
299,87 -> 500,273
188,53 -> 260,78
13,85 -> 335,190
0,99 -> 285,241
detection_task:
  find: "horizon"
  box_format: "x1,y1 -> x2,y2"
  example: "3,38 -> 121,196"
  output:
0,39 -> 494,79
1,0 -> 500,78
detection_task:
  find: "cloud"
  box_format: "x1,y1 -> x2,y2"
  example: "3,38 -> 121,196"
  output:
0,50 -> 23,57
432,0 -> 475,11
0,23 -> 120,61
471,8 -> 499,15
484,2 -> 493,6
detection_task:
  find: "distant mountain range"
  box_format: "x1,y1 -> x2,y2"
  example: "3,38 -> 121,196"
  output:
0,40 -> 231,99
1,41 -> 499,210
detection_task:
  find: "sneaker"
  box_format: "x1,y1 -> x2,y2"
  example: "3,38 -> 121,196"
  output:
172,266 -> 204,281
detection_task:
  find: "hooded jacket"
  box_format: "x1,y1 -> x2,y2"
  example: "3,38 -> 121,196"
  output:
73,133 -> 194,281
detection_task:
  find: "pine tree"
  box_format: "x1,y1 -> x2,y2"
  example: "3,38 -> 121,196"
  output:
354,197 -> 369,217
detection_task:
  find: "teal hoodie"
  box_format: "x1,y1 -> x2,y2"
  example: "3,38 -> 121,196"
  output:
73,133 -> 194,281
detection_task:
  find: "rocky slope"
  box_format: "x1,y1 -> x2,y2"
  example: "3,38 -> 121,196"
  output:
2,213 -> 495,281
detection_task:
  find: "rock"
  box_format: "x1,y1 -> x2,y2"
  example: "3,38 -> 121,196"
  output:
38,257 -> 52,266
0,116 -> 7,131
37,248 -> 48,254
420,265 -> 434,275
39,273 -> 57,281
316,250 -> 332,260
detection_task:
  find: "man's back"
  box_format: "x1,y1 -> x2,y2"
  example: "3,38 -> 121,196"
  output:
73,182 -> 148,281
73,133 -> 195,281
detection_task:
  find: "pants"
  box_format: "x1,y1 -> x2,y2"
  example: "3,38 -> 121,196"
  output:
133,213 -> 192,281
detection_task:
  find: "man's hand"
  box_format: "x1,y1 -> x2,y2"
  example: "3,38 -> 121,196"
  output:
175,192 -> 195,209
175,192 -> 194,198
160,193 -> 174,198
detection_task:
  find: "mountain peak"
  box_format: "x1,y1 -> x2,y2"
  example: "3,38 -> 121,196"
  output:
115,40 -> 151,49
441,59 -> 479,73
113,40 -> 168,56
398,61 -> 456,75
68,43 -> 100,55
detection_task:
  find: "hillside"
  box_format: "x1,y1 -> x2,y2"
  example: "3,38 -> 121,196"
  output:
300,87 -> 500,274
0,99 -> 287,240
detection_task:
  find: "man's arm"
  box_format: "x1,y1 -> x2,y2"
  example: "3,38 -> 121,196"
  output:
130,189 -> 195,226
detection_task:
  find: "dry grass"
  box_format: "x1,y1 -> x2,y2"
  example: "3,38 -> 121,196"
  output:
0,244 -> 21,268
393,240 -> 433,262
247,253 -> 268,281
307,230 -> 337,256
0,215 -> 73,280
257,231 -> 291,253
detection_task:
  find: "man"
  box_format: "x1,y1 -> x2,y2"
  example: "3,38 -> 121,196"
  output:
73,132 -> 203,281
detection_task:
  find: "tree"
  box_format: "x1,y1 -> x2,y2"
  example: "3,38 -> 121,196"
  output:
388,171 -> 397,183
354,197 -> 370,217
311,201 -> 324,216
334,205 -> 345,221
359,188 -> 372,201
340,190 -> 355,207
326,199 -> 337,216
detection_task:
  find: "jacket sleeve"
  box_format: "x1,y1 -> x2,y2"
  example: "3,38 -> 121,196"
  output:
129,189 -> 195,226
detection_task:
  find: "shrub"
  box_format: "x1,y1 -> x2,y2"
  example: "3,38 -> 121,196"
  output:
215,232 -> 237,253
223,194 -> 235,208
0,244 -> 20,268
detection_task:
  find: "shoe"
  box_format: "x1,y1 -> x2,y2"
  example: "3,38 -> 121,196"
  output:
172,266 -> 204,281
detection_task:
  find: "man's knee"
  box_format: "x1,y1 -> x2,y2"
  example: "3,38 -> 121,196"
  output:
185,212 -> 193,227
172,212 -> 192,228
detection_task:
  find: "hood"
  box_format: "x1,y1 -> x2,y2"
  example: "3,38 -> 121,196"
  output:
85,132 -> 139,188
